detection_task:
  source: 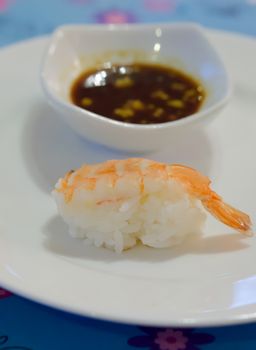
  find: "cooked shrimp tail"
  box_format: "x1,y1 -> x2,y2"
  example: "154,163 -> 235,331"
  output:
170,164 -> 252,234
202,197 -> 252,235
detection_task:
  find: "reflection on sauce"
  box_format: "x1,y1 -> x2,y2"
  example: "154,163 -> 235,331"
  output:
70,63 -> 205,124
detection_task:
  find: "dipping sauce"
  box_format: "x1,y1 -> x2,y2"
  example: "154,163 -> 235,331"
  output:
70,63 -> 205,124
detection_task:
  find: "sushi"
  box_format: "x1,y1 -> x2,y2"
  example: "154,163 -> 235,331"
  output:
52,158 -> 252,252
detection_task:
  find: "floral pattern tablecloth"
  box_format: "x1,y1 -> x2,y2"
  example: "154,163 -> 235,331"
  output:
1,1 -> 256,349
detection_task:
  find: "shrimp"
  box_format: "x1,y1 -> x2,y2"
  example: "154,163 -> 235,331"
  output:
56,158 -> 252,235
170,164 -> 252,234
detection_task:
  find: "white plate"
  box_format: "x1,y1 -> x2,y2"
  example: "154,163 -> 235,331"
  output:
0,30 -> 256,327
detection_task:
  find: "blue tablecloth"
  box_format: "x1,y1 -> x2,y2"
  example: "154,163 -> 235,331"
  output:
1,1 -> 256,349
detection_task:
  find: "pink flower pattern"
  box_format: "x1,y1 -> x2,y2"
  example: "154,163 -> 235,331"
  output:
95,9 -> 137,24
0,0 -> 12,12
128,327 -> 215,350
144,0 -> 176,12
155,330 -> 188,350
0,287 -> 12,299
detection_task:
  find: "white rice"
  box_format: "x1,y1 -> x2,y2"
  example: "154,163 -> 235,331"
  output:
53,176 -> 206,253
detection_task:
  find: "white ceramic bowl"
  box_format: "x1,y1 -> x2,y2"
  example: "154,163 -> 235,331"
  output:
40,23 -> 231,152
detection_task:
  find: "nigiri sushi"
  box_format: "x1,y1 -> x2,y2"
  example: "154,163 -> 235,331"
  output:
52,158 -> 252,252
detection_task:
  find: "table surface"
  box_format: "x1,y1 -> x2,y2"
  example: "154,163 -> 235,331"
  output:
1,0 -> 256,349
